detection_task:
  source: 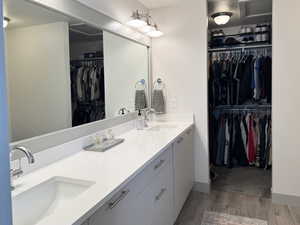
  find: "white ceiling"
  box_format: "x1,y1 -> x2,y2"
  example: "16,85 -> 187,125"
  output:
4,0 -> 102,42
138,0 -> 181,9
3,0 -> 80,29
208,0 -> 272,28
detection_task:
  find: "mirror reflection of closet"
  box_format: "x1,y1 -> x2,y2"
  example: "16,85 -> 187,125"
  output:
4,0 -> 149,142
69,25 -> 105,127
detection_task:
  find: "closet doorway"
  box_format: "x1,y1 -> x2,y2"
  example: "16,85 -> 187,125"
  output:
207,0 -> 272,198
69,25 -> 105,127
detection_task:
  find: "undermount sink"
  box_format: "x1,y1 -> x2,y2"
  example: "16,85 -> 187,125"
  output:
147,124 -> 178,131
12,177 -> 95,225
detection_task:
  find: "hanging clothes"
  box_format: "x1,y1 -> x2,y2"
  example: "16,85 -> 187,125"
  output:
209,51 -> 272,107
212,112 -> 272,169
71,59 -> 105,126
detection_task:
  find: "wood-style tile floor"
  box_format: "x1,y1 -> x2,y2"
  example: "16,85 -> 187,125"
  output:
175,168 -> 300,225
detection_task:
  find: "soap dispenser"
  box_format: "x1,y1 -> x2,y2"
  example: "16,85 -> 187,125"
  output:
136,109 -> 145,130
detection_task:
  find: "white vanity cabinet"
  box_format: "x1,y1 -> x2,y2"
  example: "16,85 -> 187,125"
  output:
173,128 -> 194,220
84,127 -> 194,225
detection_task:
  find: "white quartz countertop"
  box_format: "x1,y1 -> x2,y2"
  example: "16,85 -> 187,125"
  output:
12,119 -> 194,225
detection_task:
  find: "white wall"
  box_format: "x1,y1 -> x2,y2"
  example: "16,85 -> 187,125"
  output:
0,0 -> 13,223
103,31 -> 149,118
76,0 -> 148,24
6,22 -> 72,142
30,0 -> 150,46
151,0 -> 209,185
272,0 -> 300,198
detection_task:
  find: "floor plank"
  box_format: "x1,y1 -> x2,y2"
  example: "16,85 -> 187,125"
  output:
175,167 -> 299,225
175,191 -> 297,225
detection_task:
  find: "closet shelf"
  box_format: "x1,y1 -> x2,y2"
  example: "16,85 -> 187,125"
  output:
211,31 -> 270,39
208,43 -> 272,52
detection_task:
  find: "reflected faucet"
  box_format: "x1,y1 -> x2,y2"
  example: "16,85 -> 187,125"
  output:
10,146 -> 35,190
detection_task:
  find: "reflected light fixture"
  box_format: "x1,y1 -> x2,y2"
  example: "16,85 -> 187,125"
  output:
127,10 -> 147,28
212,12 -> 232,25
128,10 -> 163,38
3,17 -> 10,28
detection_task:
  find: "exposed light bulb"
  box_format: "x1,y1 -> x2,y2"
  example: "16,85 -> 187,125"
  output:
212,12 -> 232,25
147,29 -> 163,38
127,11 -> 147,28
139,24 -> 155,33
3,17 -> 10,28
147,24 -> 163,38
214,15 -> 230,25
127,19 -> 147,28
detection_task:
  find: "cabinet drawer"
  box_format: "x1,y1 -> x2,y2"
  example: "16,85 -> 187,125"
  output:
129,146 -> 172,196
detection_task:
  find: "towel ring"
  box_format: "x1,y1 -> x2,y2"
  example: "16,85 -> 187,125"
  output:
153,78 -> 165,90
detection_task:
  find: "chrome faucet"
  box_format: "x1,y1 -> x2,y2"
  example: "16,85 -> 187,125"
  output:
11,146 -> 35,164
10,146 -> 35,189
144,108 -> 156,122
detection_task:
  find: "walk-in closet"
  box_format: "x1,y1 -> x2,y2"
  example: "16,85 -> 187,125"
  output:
208,0 -> 272,198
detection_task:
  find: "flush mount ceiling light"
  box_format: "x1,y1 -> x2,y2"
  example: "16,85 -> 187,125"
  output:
128,10 -> 163,38
3,17 -> 10,28
212,12 -> 233,25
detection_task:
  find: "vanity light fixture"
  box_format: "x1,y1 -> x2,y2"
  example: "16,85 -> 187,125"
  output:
147,24 -> 163,38
3,17 -> 10,28
212,12 -> 232,25
139,17 -> 156,34
128,10 -> 163,38
127,10 -> 147,28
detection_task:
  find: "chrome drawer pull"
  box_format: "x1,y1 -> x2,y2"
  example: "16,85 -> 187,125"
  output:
177,137 -> 184,144
154,159 -> 165,170
155,188 -> 167,201
108,189 -> 130,210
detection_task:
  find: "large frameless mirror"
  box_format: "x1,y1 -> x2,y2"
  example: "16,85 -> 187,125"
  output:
4,0 -> 150,142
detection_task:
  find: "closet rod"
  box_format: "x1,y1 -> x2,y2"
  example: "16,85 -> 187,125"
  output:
208,44 -> 272,52
71,57 -> 103,62
215,105 -> 272,110
214,109 -> 271,114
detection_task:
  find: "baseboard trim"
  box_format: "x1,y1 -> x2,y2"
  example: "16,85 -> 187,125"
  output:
272,193 -> 300,207
193,182 -> 211,194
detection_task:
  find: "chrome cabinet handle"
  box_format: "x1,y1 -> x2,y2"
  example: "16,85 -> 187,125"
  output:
154,159 -> 165,170
107,189 -> 130,210
177,137 -> 184,144
155,188 -> 167,201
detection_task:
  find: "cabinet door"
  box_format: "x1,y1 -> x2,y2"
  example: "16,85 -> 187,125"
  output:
185,128 -> 195,195
150,160 -> 173,225
80,221 -> 89,225
173,129 -> 194,219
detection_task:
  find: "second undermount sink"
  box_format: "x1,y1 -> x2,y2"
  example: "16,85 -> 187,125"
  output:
147,124 -> 178,131
12,177 -> 95,225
